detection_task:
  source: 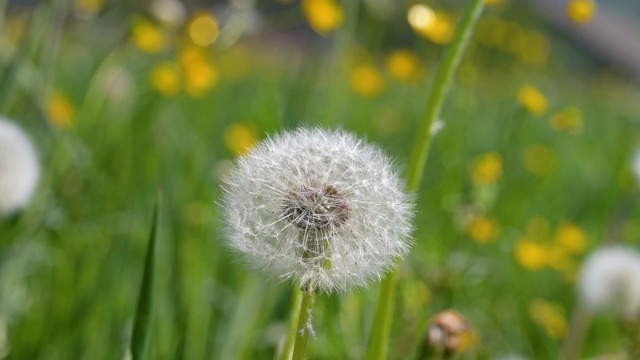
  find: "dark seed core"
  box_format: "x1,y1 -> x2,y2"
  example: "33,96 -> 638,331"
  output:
282,184 -> 350,230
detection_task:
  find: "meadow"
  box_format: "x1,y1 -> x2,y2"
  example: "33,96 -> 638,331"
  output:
1,0 -> 639,359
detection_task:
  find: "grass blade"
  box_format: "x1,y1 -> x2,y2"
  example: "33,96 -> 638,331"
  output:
130,193 -> 162,360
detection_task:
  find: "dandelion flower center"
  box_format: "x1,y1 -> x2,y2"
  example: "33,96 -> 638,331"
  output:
283,184 -> 350,230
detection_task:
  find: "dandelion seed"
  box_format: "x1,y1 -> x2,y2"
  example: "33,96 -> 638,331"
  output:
0,117 -> 40,217
220,128 -> 414,292
578,246 -> 640,320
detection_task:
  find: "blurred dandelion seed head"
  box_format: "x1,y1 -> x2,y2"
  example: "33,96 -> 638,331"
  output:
221,128 -> 414,292
0,117 -> 40,217
151,0 -> 186,28
578,246 -> 640,320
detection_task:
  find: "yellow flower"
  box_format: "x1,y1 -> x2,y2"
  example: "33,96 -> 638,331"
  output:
386,49 -> 422,82
550,107 -> 583,135
484,0 -> 504,4
74,0 -> 104,17
523,144 -> 556,176
567,0 -> 597,24
302,0 -> 344,35
529,299 -> 568,340
188,12 -> 219,46
470,152 -> 502,185
518,85 -> 548,115
150,61 -> 181,97
517,30 -> 551,67
469,217 -> 500,244
547,243 -> 577,275
132,18 -> 167,53
223,123 -> 259,156
349,64 -> 385,98
554,223 -> 587,254
46,91 -> 75,128
408,5 -> 454,44
515,239 -> 547,270
179,46 -> 218,97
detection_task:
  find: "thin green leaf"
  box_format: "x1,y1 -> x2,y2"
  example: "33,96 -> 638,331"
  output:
130,193 -> 162,360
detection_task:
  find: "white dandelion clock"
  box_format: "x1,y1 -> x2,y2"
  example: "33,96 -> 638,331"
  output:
221,127 -> 414,293
577,246 -> 640,320
0,117 -> 40,217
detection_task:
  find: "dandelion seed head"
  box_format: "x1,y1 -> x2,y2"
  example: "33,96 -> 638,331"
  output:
0,117 -> 40,217
221,127 -> 414,292
578,246 -> 640,320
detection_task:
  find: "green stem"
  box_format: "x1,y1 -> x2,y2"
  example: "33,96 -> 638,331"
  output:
366,1 -> 485,359
292,289 -> 316,360
629,319 -> 640,360
281,287 -> 304,360
559,304 -> 591,360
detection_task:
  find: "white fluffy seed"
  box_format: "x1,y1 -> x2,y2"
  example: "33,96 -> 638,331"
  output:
0,117 -> 40,217
220,127 -> 414,292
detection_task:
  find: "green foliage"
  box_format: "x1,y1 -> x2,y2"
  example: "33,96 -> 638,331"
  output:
0,1 -> 639,359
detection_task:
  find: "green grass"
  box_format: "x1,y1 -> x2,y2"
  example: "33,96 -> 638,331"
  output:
1,1 -> 639,359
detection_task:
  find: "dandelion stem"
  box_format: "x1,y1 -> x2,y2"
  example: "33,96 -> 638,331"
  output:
366,0 -> 485,358
292,288 -> 316,360
281,287 -> 304,360
629,321 -> 640,360
559,304 -> 592,360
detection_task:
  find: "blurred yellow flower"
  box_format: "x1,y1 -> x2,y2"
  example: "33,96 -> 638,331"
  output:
529,299 -> 568,339
132,18 -> 167,53
179,46 -> 218,97
150,61 -> 181,97
349,64 -> 385,97
518,85 -> 548,115
517,30 -> 551,66
224,123 -> 259,156
567,0 -> 597,24
469,217 -> 500,244
402,280 -> 432,314
550,107 -> 584,135
526,217 -> 550,239
484,0 -> 505,4
218,45 -> 253,81
471,152 -> 502,185
188,12 -> 219,46
554,223 -> 587,254
408,5 -> 454,44
302,0 -> 344,35
515,239 -> 547,270
547,243 -> 577,274
184,62 -> 218,98
74,0 -> 104,17
5,14 -> 28,45
524,144 -> 557,176
386,49 -> 422,82
46,91 -> 75,128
